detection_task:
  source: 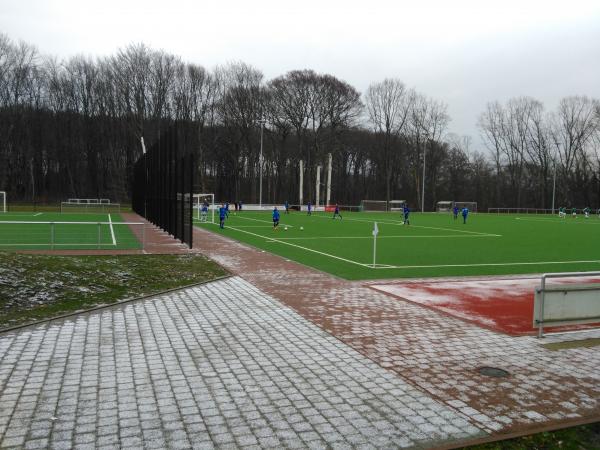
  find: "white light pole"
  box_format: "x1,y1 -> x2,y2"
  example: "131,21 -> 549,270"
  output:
326,153 -> 332,206
315,165 -> 322,208
551,158 -> 557,214
299,160 -> 304,206
421,141 -> 426,213
259,118 -> 265,208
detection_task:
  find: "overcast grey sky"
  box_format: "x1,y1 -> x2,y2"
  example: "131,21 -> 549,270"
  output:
2,0 -> 600,151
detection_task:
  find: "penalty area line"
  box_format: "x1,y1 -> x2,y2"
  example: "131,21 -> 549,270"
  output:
371,259 -> 600,270
235,215 -> 294,227
211,223 -> 370,268
309,213 -> 498,236
266,234 -> 500,240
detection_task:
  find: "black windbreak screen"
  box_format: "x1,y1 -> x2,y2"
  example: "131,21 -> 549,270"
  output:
132,124 -> 193,248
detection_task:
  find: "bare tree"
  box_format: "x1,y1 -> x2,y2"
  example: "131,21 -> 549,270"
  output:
549,96 -> 599,204
364,78 -> 413,203
215,62 -> 264,201
409,93 -> 449,210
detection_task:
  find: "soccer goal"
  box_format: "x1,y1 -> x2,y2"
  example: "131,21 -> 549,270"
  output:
436,201 -> 453,212
194,193 -> 215,223
361,200 -> 388,212
0,191 -> 5,213
454,201 -> 477,212
61,198 -> 121,213
389,200 -> 406,212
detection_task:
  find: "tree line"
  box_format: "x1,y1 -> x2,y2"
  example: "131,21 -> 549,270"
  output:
1,33 -> 599,210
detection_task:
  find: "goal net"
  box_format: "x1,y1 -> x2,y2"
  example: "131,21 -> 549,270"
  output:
361,200 -> 388,212
0,191 -> 5,213
389,200 -> 406,212
436,201 -> 453,212
61,199 -> 121,213
194,193 -> 215,223
454,201 -> 477,212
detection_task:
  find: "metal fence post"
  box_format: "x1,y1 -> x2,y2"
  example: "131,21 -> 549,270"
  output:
538,274 -> 546,338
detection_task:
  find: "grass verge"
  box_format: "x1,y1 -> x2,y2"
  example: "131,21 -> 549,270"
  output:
466,422 -> 600,449
0,252 -> 228,330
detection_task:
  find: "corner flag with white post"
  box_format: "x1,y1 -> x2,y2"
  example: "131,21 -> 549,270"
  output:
372,221 -> 379,268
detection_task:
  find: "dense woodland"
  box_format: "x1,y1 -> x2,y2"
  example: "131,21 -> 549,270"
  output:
1,33 -> 599,210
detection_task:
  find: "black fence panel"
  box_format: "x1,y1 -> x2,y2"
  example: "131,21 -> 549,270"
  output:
132,124 -> 194,248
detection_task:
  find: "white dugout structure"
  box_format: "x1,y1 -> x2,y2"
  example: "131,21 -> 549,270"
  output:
534,271 -> 600,337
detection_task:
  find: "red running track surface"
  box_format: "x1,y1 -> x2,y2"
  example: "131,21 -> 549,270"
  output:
370,277 -> 600,336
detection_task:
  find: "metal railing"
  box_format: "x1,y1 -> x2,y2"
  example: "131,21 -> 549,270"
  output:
488,207 -> 556,214
0,221 -> 145,250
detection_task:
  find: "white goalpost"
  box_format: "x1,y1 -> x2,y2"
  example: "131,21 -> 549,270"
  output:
361,200 -> 406,212
361,200 -> 388,212
437,201 -> 477,213
194,193 -> 215,223
454,201 -> 477,213
0,192 -> 5,213
436,201 -> 453,212
388,200 -> 406,212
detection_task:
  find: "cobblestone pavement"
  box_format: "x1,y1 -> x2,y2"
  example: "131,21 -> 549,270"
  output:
0,277 -> 485,449
194,226 -> 600,439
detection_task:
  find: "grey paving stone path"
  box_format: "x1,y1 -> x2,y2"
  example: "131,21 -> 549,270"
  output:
0,277 -> 486,449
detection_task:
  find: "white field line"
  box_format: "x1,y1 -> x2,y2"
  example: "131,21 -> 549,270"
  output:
108,214 -> 117,245
266,234 -> 499,241
33,212 -> 42,217
516,217 -> 600,225
211,223 -> 369,267
216,225 -> 278,228
371,259 -> 600,270
309,213 -> 498,236
235,215 -> 294,227
202,221 -> 590,271
410,224 -> 500,236
0,243 -> 118,247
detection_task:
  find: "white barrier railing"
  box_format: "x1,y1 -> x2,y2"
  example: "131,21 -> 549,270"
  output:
488,207 -> 556,214
61,202 -> 121,213
534,271 -> 600,337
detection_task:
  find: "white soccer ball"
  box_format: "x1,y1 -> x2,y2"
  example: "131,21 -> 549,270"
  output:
300,226 -> 304,231
284,226 -> 288,231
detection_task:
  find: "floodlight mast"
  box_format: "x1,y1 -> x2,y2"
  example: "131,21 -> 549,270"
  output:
326,153 -> 332,206
259,118 -> 265,209
421,141 -> 426,213
551,158 -> 557,214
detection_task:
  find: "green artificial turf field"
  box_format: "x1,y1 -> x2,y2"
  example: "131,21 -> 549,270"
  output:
195,210 -> 600,280
0,212 -> 142,250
